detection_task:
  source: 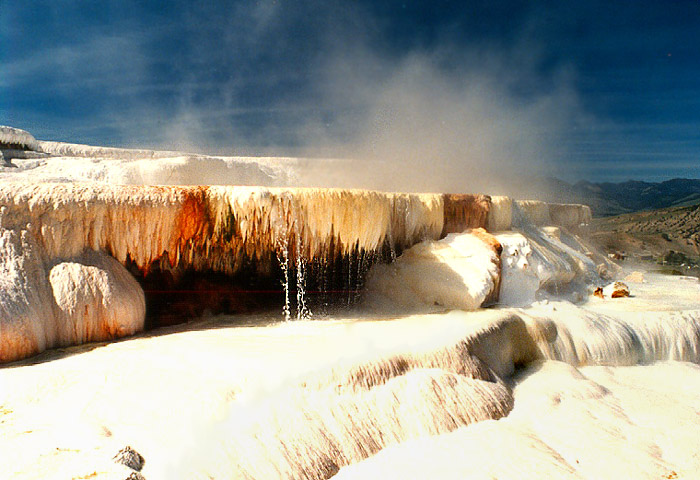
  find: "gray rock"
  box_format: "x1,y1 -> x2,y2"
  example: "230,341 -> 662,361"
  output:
113,446 -> 145,472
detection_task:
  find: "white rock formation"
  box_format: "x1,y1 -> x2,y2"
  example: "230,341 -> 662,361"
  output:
0,227 -> 58,362
3,126 -> 700,480
487,196 -> 591,234
0,182 -> 450,361
49,251 -> 145,345
0,223 -> 145,362
363,229 -> 501,312
506,199 -> 592,231
521,301 -> 700,365
37,140 -> 183,159
548,202 -> 592,230
0,126 -> 39,151
515,199 -> 552,225
7,150 -> 297,187
496,232 -> 542,306
0,184 -> 445,276
0,170 -> 601,363
496,226 -> 602,307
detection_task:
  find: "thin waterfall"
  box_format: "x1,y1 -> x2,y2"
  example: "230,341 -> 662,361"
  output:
275,196 -> 292,321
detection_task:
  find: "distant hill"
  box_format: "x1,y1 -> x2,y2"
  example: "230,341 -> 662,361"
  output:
513,178 -> 700,217
590,202 -> 700,273
570,178 -> 700,216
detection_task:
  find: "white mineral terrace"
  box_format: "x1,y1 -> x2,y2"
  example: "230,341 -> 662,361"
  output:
0,178 -> 595,362
1,132 -> 698,480
1,275 -> 699,479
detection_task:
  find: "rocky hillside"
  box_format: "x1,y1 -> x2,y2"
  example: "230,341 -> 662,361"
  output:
568,178 -> 700,216
510,177 -> 700,217
591,202 -> 700,273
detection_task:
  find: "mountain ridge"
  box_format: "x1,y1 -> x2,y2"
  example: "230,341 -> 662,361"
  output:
522,177 -> 700,217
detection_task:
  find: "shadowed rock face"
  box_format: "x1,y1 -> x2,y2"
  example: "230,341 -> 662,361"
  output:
136,269 -> 286,328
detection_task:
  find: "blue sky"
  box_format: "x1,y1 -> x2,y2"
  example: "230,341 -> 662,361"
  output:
1,0 -> 699,183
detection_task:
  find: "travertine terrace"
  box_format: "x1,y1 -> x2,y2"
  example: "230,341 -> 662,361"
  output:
3,128 -> 699,480
0,133 -> 594,361
0,177 -> 591,362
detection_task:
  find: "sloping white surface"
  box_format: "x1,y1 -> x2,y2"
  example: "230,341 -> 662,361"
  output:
0,277 -> 698,479
1,153 -> 297,186
334,360 -> 700,480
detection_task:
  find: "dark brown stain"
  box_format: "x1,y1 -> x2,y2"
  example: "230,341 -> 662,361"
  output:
170,186 -> 211,267
442,194 -> 492,237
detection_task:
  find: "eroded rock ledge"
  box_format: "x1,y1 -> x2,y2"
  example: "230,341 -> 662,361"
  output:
0,182 -> 591,362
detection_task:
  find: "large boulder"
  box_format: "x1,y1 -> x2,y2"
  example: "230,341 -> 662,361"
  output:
364,229 -> 501,312
49,251 -> 145,345
0,224 -> 145,363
